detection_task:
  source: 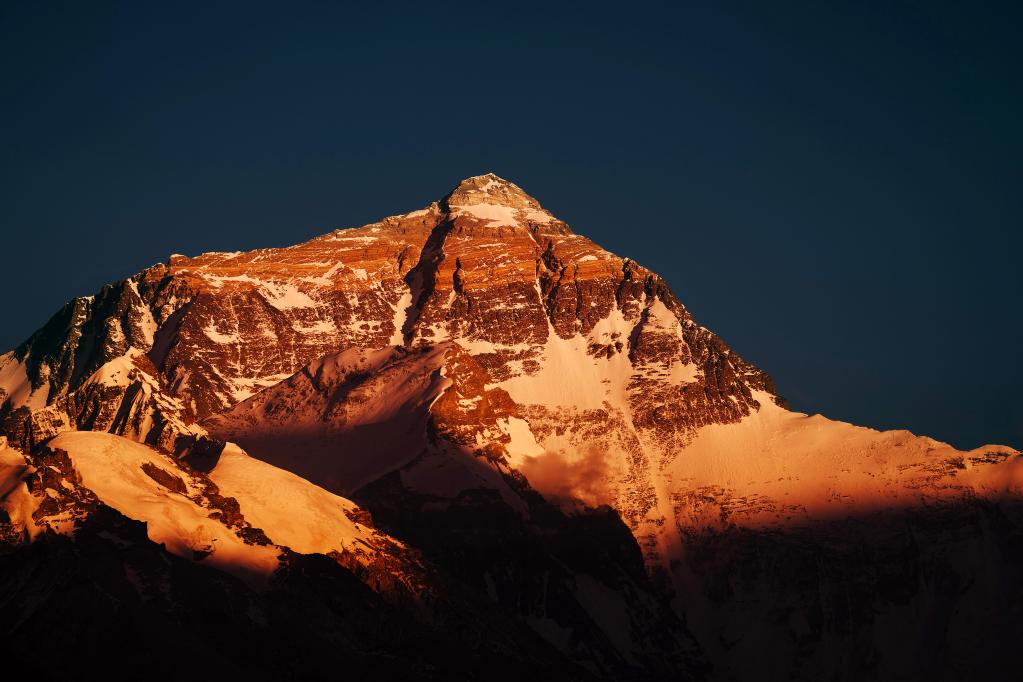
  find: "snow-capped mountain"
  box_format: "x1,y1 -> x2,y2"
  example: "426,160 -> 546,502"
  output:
1,174 -> 1020,680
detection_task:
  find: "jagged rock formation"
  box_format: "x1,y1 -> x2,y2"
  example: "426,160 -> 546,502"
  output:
1,173 -> 1021,680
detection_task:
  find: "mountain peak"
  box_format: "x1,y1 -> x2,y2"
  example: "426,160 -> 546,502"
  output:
440,173 -> 563,230
4,171 -> 1022,682
444,173 -> 541,210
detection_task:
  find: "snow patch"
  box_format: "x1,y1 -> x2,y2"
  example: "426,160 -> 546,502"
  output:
127,279 -> 159,347
201,274 -> 318,310
389,289 -> 413,346
453,203 -> 519,227
499,417 -> 545,463
258,281 -> 318,310
85,352 -> 143,388
0,353 -> 48,411
520,207 -> 554,224
203,322 -> 239,345
328,234 -> 379,245
498,309 -> 635,411
0,440 -> 41,539
301,262 -> 346,287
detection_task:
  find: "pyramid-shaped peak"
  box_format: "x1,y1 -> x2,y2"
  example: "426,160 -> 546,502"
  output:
444,173 -> 544,210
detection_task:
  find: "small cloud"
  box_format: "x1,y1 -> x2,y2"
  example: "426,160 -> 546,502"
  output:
517,445 -> 613,511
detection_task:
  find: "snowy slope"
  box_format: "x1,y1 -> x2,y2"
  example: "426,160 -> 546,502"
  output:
657,395 -> 1023,681
48,431 -> 281,584
667,391 -> 1022,528
36,431 -> 419,592
208,442 -> 401,558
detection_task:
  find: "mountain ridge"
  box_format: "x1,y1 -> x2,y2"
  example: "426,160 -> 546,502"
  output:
2,174 -> 1020,680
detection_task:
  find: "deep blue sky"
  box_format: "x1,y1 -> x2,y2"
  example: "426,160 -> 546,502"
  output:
2,1 -> 1020,448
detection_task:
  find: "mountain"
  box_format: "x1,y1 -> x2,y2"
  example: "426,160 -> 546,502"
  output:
1,173 -> 1020,680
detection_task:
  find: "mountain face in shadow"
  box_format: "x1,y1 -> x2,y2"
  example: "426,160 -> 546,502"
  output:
1,174 -> 1020,680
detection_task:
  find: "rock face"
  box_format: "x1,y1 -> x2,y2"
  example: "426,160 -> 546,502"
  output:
2,173 -> 1021,681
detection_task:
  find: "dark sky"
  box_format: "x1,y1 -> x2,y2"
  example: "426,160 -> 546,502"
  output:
2,1 -> 1020,449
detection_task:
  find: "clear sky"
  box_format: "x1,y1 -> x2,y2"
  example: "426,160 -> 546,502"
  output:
2,1 -> 1020,448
